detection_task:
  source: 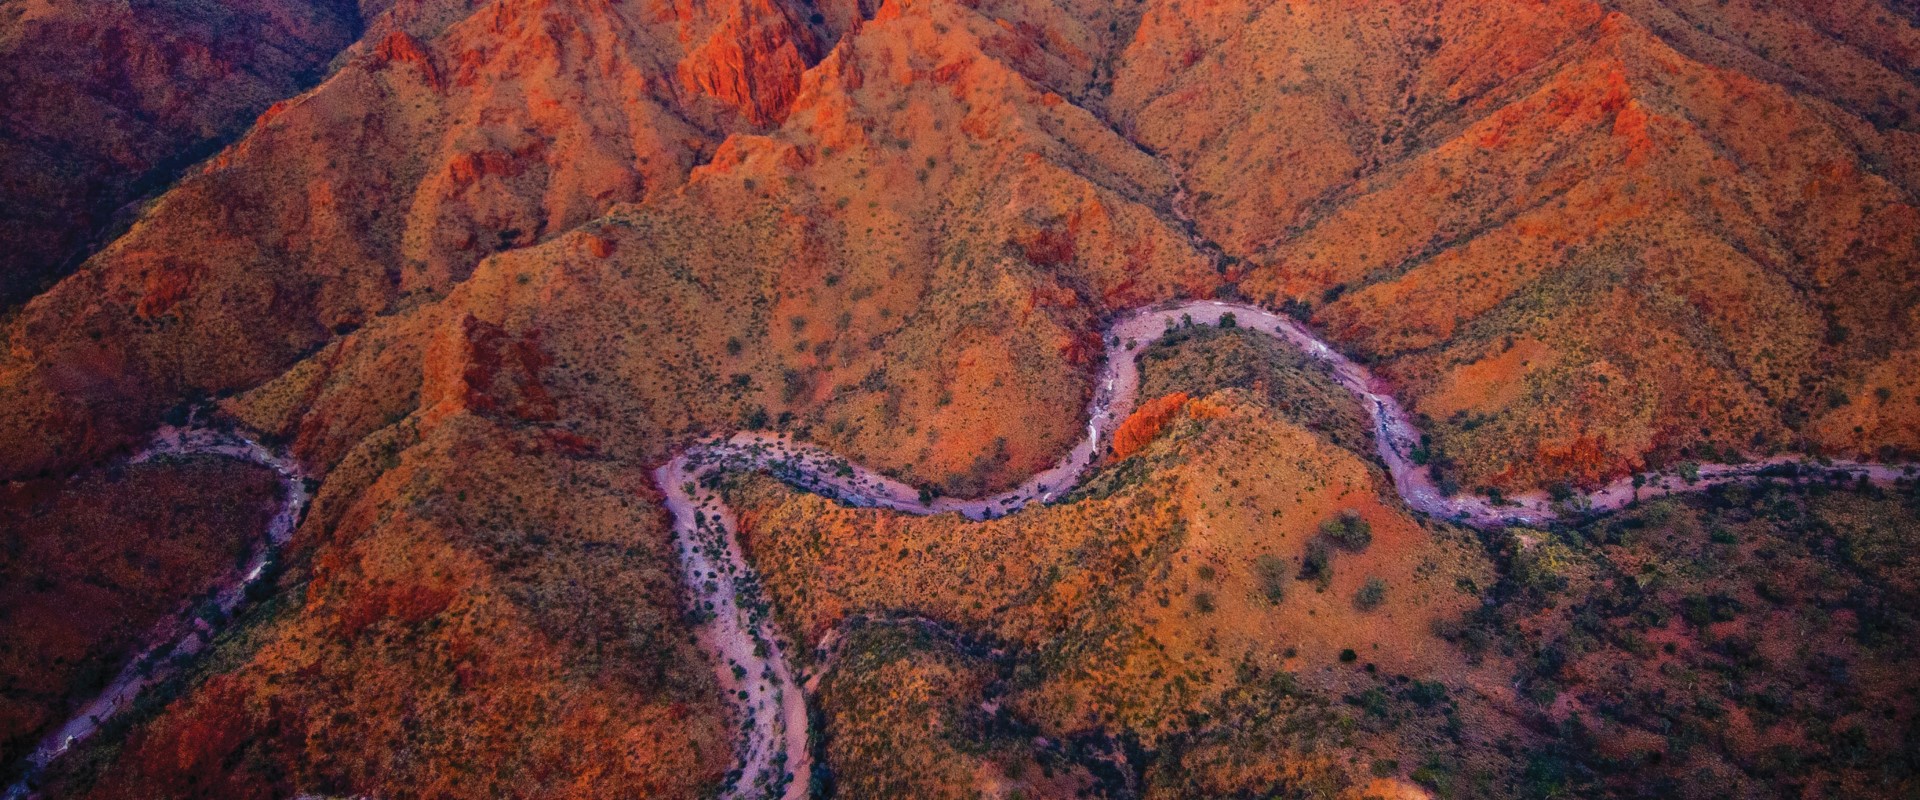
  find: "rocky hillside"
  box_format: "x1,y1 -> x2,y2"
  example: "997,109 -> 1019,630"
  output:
2,0 -> 1917,797
0,0 -> 361,306
0,455 -> 281,771
1111,0 -> 1920,490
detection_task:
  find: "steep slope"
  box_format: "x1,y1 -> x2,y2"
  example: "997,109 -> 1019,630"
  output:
0,0 -> 839,480
723,323 -> 1920,799
26,2 -> 1214,795
32,417 -> 731,799
1106,0 -> 1920,492
0,0 -> 361,306
226,0 -> 1213,493
0,456 -> 282,771
4,0 -> 1913,514
720,364 -> 1511,796
5,0 -> 1920,796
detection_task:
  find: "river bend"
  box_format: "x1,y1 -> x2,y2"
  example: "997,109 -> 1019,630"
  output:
8,301 -> 1910,799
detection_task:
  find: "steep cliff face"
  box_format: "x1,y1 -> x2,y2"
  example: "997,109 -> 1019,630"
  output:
0,0 -> 362,307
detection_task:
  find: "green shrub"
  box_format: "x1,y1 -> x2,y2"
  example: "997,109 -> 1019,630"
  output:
1355,577 -> 1388,612
1253,554 -> 1289,604
1512,537 -> 1572,595
1300,539 -> 1334,585
1321,510 -> 1373,551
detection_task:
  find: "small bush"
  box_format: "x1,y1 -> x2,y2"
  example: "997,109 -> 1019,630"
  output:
1411,764 -> 1453,793
1299,539 -> 1334,584
1405,680 -> 1448,707
1253,554 -> 1288,604
1513,537 -> 1572,595
1355,577 -> 1388,611
1321,510 -> 1373,551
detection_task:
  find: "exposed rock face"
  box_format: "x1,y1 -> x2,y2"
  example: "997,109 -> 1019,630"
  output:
0,0 -> 362,307
675,0 -> 822,127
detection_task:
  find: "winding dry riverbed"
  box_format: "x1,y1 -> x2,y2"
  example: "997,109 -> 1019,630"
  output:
657,299 -> 1916,799
8,301 -> 1912,799
3,426 -> 310,800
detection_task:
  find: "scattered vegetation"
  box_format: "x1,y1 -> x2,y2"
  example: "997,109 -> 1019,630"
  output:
0,457 -> 280,769
1449,478 -> 1920,798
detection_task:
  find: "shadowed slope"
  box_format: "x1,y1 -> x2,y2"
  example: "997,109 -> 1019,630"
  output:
0,0 -> 361,307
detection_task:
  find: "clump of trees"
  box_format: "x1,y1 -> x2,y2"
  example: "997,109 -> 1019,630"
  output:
1296,509 -> 1373,589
